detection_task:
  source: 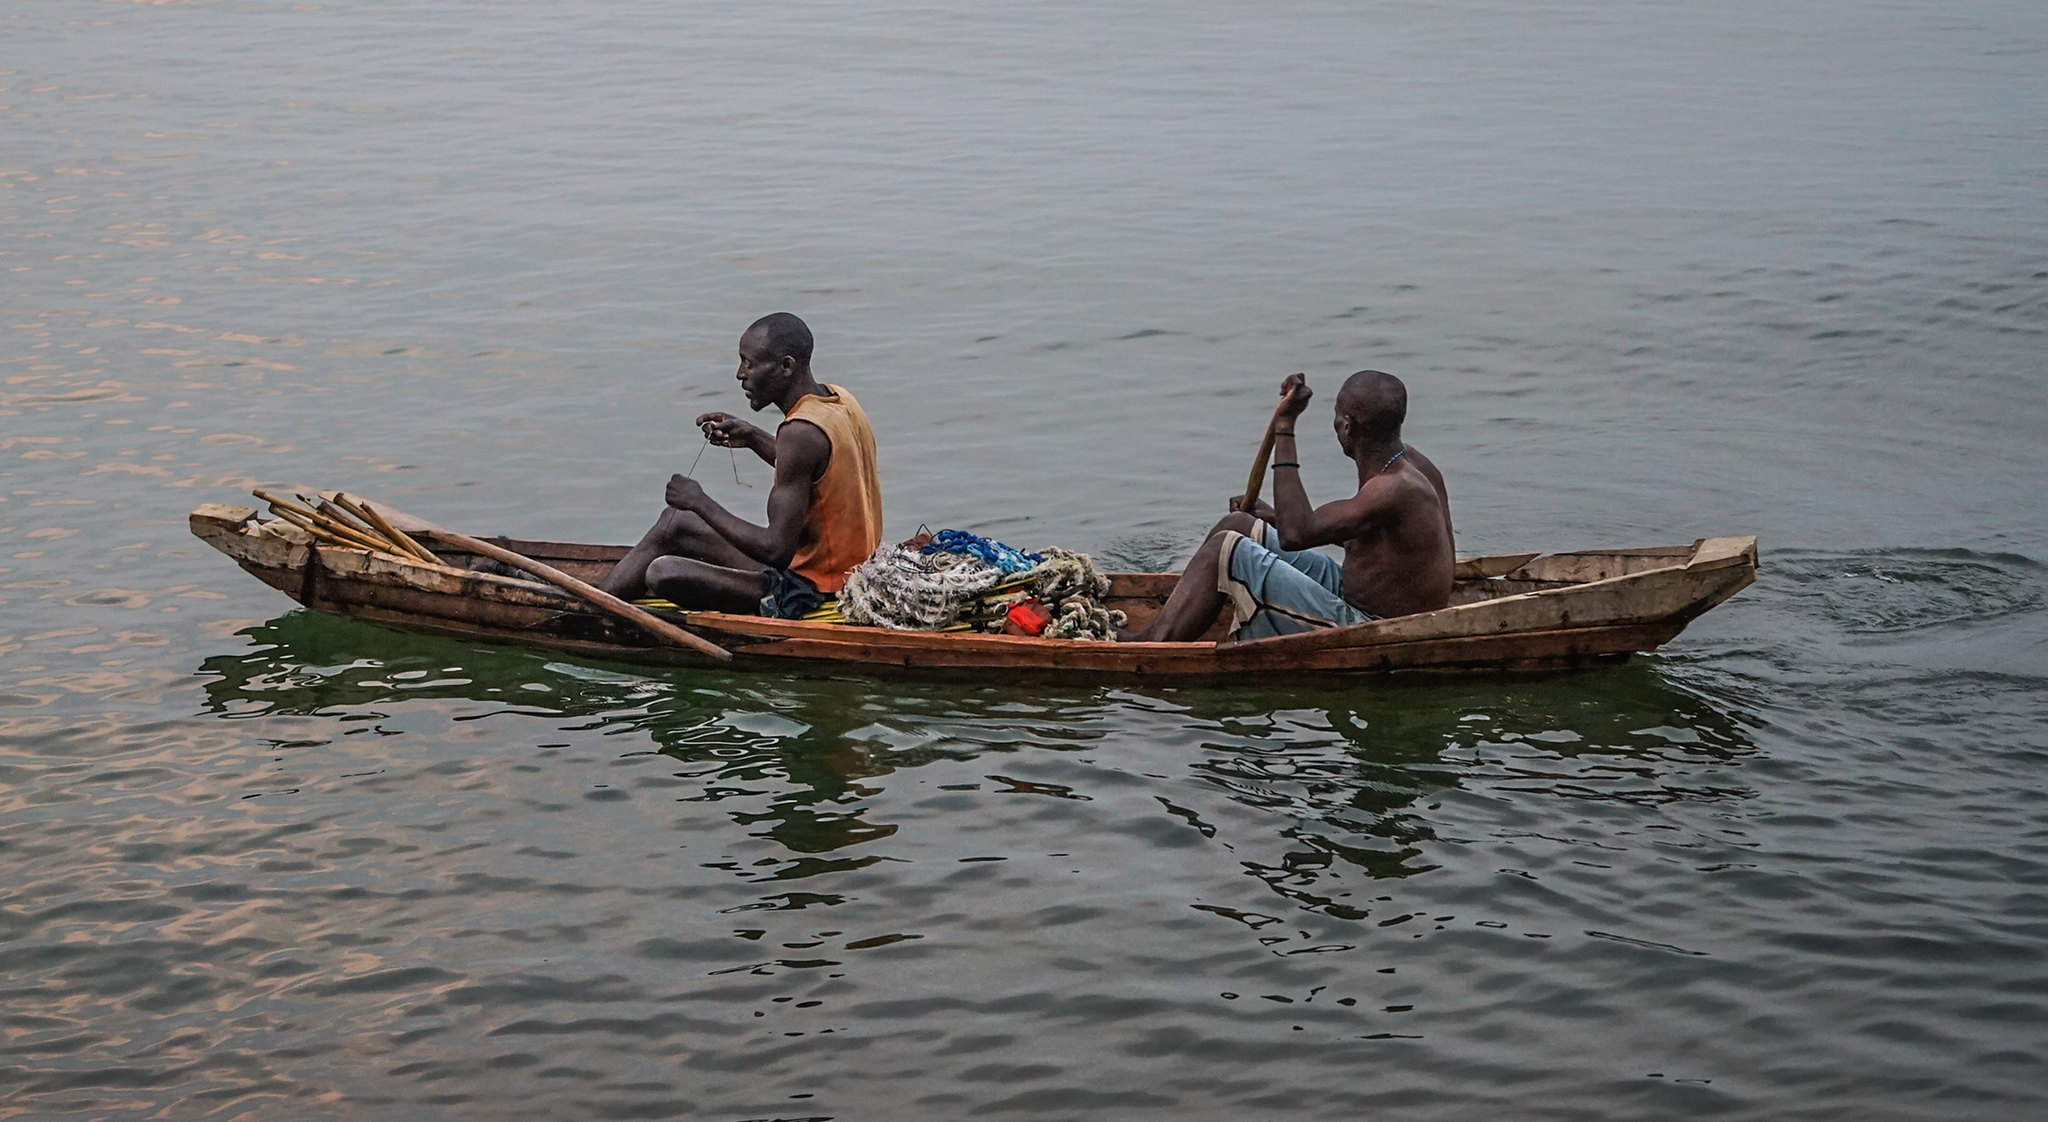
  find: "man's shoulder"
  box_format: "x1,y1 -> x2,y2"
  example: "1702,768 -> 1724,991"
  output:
775,414 -> 833,442
1356,464 -> 1444,518
824,384 -> 872,423
1393,463 -> 1447,505
787,384 -> 868,417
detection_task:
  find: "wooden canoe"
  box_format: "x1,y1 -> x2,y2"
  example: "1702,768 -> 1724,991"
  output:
189,503 -> 1757,679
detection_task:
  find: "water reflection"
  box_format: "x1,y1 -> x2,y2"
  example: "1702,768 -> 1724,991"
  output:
197,611 -> 1759,916
1146,672 -> 1761,924
196,611 -> 1118,872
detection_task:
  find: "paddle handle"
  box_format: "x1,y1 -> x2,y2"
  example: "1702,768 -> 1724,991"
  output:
424,527 -> 734,663
1241,400 -> 1293,512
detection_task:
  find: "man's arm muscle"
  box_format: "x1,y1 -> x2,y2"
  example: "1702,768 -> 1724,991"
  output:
1270,483 -> 1383,551
670,421 -> 828,568
1266,442 -> 1381,550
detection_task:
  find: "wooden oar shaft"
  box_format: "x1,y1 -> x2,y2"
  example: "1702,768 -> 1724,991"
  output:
251,488 -> 321,523
332,492 -> 439,565
257,490 -> 407,557
421,526 -> 734,663
1241,400 -> 1292,511
303,509 -> 400,555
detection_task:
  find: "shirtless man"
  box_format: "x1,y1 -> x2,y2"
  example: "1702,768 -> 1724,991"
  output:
597,313 -> 883,618
1121,370 -> 1453,642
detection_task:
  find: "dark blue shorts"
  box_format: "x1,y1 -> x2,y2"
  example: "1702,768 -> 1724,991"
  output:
759,568 -> 827,620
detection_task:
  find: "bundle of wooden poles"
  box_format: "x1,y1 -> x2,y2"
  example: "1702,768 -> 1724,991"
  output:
251,488 -> 443,567
249,487 -> 734,661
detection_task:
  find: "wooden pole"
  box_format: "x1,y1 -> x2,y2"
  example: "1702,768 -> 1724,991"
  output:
255,490 -> 406,557
311,497 -> 387,544
1241,399 -> 1293,513
332,492 -> 440,565
425,527 -> 733,663
251,488 -> 321,522
344,499 -> 733,663
301,506 -> 399,554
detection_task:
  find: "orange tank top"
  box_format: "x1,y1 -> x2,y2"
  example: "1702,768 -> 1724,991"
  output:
782,385 -> 883,594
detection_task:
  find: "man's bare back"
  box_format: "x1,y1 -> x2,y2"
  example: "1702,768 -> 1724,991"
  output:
1334,449 -> 1455,618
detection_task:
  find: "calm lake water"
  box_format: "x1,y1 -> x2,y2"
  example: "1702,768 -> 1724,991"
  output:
4,1 -> 2046,1118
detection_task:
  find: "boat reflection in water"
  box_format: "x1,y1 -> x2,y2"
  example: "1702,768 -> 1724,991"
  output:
195,609 -> 1759,918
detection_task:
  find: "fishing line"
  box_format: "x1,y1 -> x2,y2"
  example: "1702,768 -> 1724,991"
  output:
686,430 -> 752,487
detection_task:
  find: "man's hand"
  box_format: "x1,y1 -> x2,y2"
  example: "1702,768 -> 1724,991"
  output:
664,473 -> 707,512
1228,496 -> 1277,519
1277,373 -> 1312,420
695,412 -> 761,449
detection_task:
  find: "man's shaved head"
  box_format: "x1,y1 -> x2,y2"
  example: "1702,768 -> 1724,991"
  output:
1337,370 -> 1407,445
743,312 -> 814,369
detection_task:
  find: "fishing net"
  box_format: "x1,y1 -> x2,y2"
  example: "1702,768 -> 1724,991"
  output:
836,545 -> 1011,631
828,533 -> 1126,639
1025,547 -> 1125,640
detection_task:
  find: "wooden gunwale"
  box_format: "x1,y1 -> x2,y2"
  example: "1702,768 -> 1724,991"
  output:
190,503 -> 1756,677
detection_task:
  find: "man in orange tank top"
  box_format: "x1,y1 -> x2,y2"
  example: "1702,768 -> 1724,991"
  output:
598,313 -> 884,617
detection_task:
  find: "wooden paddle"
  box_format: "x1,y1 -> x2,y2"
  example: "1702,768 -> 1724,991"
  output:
349,497 -> 734,663
1240,396 -> 1295,513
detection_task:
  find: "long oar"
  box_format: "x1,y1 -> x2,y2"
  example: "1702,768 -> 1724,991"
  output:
1241,397 -> 1294,512
351,498 -> 733,663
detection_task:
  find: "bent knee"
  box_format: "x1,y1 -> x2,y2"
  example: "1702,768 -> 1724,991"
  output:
656,507 -> 711,539
1209,511 -> 1259,538
645,555 -> 693,588
657,507 -> 704,531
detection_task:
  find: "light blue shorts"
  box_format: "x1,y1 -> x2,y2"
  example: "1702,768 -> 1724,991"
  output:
1217,519 -> 1377,641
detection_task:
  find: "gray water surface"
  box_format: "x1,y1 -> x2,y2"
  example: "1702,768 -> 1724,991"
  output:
4,1 -> 2046,1118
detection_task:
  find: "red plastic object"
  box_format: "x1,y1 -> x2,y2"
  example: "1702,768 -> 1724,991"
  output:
1004,600 -> 1050,637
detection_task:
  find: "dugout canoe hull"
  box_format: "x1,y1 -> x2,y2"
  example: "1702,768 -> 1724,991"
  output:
190,503 -> 1757,678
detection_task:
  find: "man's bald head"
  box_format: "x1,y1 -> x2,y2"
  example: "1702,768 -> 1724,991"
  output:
742,312 -> 814,370
1336,370 -> 1407,446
